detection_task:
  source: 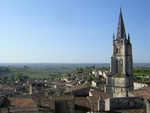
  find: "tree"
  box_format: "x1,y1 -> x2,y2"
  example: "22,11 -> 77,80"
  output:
15,72 -> 23,80
87,75 -> 94,83
51,78 -> 54,81
4,77 -> 8,81
101,66 -> 109,71
76,68 -> 84,73
133,75 -> 137,80
136,69 -> 140,73
23,66 -> 29,71
66,73 -> 71,77
11,76 -> 15,81
63,73 -> 71,77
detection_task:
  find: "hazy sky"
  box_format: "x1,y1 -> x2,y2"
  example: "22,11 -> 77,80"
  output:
0,0 -> 150,63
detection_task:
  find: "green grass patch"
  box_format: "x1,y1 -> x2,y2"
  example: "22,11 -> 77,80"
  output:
115,73 -> 123,77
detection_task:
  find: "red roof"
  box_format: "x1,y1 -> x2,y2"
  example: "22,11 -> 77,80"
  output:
130,86 -> 150,100
64,85 -> 90,93
8,98 -> 37,108
75,97 -> 91,109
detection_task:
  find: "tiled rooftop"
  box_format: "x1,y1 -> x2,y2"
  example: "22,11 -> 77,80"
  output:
50,95 -> 74,101
89,90 -> 113,100
129,86 -> 150,100
134,80 -> 150,84
14,94 -> 51,108
114,109 -> 146,113
75,97 -> 91,109
64,85 -> 90,93
8,98 -> 37,108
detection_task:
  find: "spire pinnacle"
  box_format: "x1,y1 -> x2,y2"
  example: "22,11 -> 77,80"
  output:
113,33 -> 115,44
128,33 -> 131,44
116,8 -> 126,43
120,5 -> 122,12
113,33 -> 115,39
128,33 -> 130,40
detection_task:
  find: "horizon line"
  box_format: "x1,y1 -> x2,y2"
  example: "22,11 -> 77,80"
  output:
0,62 -> 150,64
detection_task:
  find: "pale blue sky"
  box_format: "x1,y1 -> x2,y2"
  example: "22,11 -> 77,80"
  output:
0,0 -> 150,63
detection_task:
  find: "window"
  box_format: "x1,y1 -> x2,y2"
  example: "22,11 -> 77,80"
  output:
116,48 -> 119,53
119,48 -> 121,53
121,59 -> 123,66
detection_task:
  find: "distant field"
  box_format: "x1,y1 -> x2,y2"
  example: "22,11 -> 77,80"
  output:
0,63 -> 150,80
0,65 -> 76,79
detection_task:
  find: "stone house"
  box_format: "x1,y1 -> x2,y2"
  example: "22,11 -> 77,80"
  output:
0,97 -> 39,113
61,77 -> 72,83
129,86 -> 150,113
64,85 -> 90,96
74,97 -> 91,113
104,97 -> 145,111
92,70 -> 99,75
91,81 -> 100,87
31,82 -> 46,94
102,71 -> 108,78
78,80 -> 85,85
87,89 -> 146,112
50,95 -> 74,113
0,88 -> 15,96
134,80 -> 150,90
88,90 -> 113,112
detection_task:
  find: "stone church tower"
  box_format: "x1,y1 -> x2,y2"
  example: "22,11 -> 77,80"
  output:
105,9 -> 133,97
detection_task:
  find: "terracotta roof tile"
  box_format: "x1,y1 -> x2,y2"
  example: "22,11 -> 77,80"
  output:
134,80 -> 150,84
50,95 -> 74,101
114,109 -> 146,113
14,94 -> 51,108
87,96 -> 98,102
64,85 -> 90,93
129,86 -> 150,100
87,90 -> 113,112
75,97 -> 91,109
8,98 -> 37,108
90,90 -> 113,100
49,100 -> 55,110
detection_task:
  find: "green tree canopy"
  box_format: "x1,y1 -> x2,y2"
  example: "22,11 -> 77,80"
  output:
76,68 -> 84,73
15,72 -> 23,80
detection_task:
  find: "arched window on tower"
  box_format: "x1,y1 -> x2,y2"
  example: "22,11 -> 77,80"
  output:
121,59 -> 123,66
119,48 -> 121,53
116,48 -> 119,53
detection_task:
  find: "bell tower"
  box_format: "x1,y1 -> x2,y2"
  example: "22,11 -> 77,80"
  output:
105,8 -> 133,97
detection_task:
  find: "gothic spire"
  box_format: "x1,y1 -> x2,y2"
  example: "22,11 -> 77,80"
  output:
116,8 -> 126,43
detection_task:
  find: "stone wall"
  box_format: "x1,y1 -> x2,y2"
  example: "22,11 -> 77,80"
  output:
98,100 -> 105,111
105,97 -> 145,111
55,100 -> 74,113
114,77 -> 129,87
144,100 -> 150,113
65,87 -> 90,96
